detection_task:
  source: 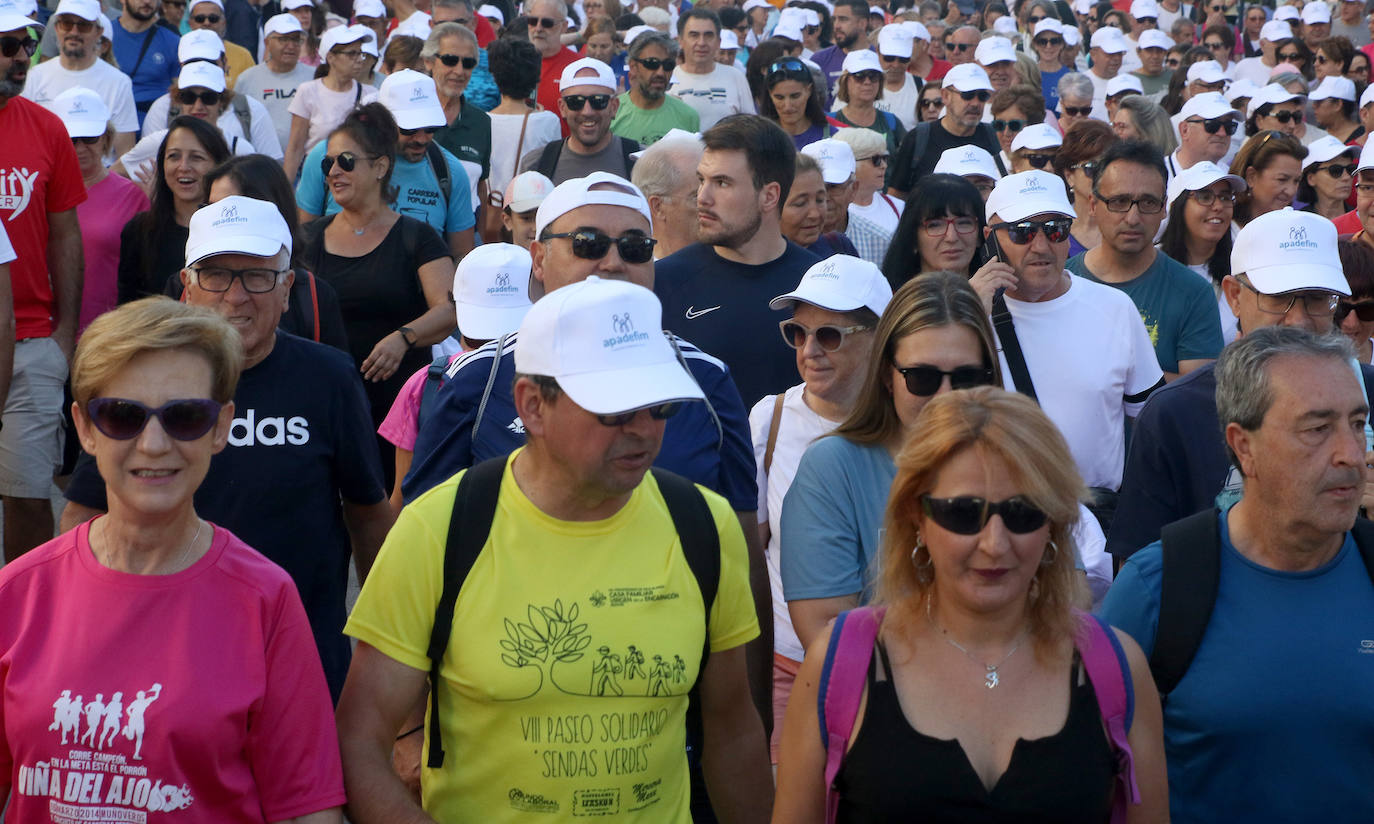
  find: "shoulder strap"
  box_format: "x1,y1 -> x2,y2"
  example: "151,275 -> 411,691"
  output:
1149,508 -> 1220,696
417,353 -> 452,432
533,139 -> 564,179
1075,610 -> 1140,824
425,454 -> 508,768
1350,517 -> 1374,588
232,95 -> 252,144
129,24 -> 157,79
991,291 -> 1038,401
354,80 -> 363,105
819,605 -> 886,824
620,137 -> 639,174
762,392 -> 785,477
426,140 -> 451,205
512,110 -> 531,180
881,193 -> 900,218
470,333 -> 511,444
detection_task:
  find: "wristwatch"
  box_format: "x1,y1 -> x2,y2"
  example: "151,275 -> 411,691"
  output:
397,326 -> 417,349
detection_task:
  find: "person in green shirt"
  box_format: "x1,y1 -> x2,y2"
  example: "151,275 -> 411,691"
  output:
611,30 -> 701,146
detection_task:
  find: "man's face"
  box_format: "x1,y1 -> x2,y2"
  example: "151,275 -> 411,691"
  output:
1173,21 -> 1194,45
1306,21 -> 1330,47
356,15 -> 388,45
1313,97 -> 1345,129
264,31 -> 303,69
397,120 -> 437,162
629,42 -> 673,101
652,157 -> 702,247
881,52 -> 909,84
986,210 -> 1070,300
824,179 -> 854,229
697,147 -> 769,250
681,18 -> 719,68
181,251 -> 292,367
1139,45 -> 1165,73
982,59 -> 1014,91
0,26 -> 32,98
830,4 -> 868,49
530,203 -> 654,292
1092,161 -> 1166,258
941,85 -> 987,129
1090,46 -> 1122,77
947,27 -> 979,64
1134,14 -> 1157,30
1358,170 -> 1374,235
1341,0 -> 1363,23
524,0 -> 567,57
161,0 -> 186,24
189,1 -> 227,35
1179,115 -> 1233,162
428,33 -> 475,98
54,13 -> 99,61
1224,275 -> 1337,336
558,81 -> 617,149
124,0 -> 159,22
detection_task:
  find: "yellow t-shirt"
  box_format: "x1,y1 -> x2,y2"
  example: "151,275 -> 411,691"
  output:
224,41 -> 255,88
345,450 -> 759,823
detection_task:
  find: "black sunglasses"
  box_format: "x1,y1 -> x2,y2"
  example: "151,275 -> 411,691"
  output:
1277,51 -> 1303,61
595,402 -> 681,426
881,53 -> 909,63
192,13 -> 221,23
399,126 -> 439,136
1185,116 -> 1239,135
894,363 -> 994,396
1028,14 -> 1047,23
990,217 -> 1073,244
1061,105 -> 1092,116
779,319 -> 871,351
1337,299 -> 1374,323
958,89 -> 991,102
524,15 -> 559,27
993,118 -> 1025,132
86,397 -> 223,441
767,58 -> 811,85
1034,36 -> 1063,47
851,70 -> 883,83
543,229 -> 657,263
867,154 -> 889,166
1266,109 -> 1304,124
945,41 -> 973,51
70,135 -> 102,145
1320,163 -> 1358,178
1024,153 -> 1055,169
920,97 -> 943,107
436,52 -> 478,68
177,89 -> 221,106
321,150 -> 373,174
0,35 -> 38,58
635,56 -> 676,71
921,494 -> 1049,535
55,15 -> 97,31
563,93 -> 611,110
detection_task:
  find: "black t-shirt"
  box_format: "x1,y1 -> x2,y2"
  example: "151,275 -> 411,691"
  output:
890,120 -> 1003,194
64,332 -> 387,700
118,215 -> 188,304
162,267 -> 351,354
655,241 -> 819,407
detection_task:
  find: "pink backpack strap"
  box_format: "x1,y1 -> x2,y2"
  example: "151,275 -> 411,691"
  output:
1075,609 -> 1141,823
818,605 -> 886,824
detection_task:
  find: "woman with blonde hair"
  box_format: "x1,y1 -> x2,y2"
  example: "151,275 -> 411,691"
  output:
833,50 -> 906,157
1112,95 -> 1177,155
774,387 -> 1168,822
1229,129 -> 1307,226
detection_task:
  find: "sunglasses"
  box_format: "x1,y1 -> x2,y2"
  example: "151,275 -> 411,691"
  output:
851,70 -> 883,83
1028,14 -> 1047,23
779,319 -> 871,351
1266,108 -> 1304,124
177,89 -> 221,106
1320,163 -> 1358,178
895,363 -> 994,396
86,397 -> 223,442
0,35 -> 37,58
70,135 -> 102,145
1166,57 -> 1181,68
1185,116 -> 1239,135
1187,188 -> 1236,206
524,15 -> 559,27
803,24 -> 819,33
920,494 -> 1049,535
945,41 -> 973,51
1315,53 -> 1331,64
190,266 -> 287,293
958,89 -> 991,102
1024,153 -> 1055,169
54,15 -> 97,32
1204,39 -> 1227,49
991,217 -> 1073,244
1094,190 -> 1165,213
767,58 -> 811,84
867,154 -> 890,166
1034,36 -> 1063,47
881,53 -> 910,63
436,53 -> 478,68
992,118 -> 1025,132
192,13 -> 221,23
320,150 -> 373,174
920,98 -> 943,108
1061,105 -> 1092,116
635,56 -> 677,71
399,126 -> 439,136
1337,299 -> 1374,323
543,229 -> 657,263
1277,51 -> 1303,61
563,93 -> 612,110
1068,159 -> 1099,176
595,402 -> 681,426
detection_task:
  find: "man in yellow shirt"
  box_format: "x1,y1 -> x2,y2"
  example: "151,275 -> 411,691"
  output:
187,0 -> 253,86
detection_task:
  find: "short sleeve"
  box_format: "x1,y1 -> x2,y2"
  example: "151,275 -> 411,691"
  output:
443,152 -> 476,232
378,363 -> 431,450
779,439 -> 867,600
295,142 -> 330,216
694,357 -> 758,512
1174,272 -> 1225,362
110,77 -> 140,133
402,347 -> 490,502
1121,298 -> 1166,412
702,486 -> 761,652
409,217 -> 452,268
1097,543 -> 1165,657
287,81 -> 315,119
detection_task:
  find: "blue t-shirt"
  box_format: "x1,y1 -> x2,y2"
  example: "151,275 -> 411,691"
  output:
1100,506 -> 1374,824
109,18 -> 180,116
294,139 -> 475,234
779,435 -> 896,601
1041,66 -> 1069,111
402,332 -> 758,512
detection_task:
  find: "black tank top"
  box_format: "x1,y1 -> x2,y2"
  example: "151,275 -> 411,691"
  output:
836,641 -> 1116,823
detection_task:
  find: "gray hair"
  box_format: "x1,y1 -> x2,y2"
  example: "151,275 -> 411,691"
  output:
631,134 -> 703,197
1118,95 -> 1177,154
526,0 -> 568,20
627,29 -> 677,59
1271,71 -> 1309,94
422,21 -> 476,58
1215,327 -> 1356,469
432,0 -> 473,10
1058,71 -> 1094,102
918,1 -> 941,18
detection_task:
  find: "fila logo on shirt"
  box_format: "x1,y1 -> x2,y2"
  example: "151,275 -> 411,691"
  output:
228,409 -> 310,447
258,88 -> 298,100
0,166 -> 40,221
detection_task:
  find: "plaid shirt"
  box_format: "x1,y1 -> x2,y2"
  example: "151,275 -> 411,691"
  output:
846,212 -> 892,266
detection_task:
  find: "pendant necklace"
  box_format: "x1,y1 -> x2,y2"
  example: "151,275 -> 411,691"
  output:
926,598 -> 1029,689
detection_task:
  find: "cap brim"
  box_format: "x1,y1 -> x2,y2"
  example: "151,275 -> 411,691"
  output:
63,118 -> 105,138
392,106 -> 447,130
0,13 -> 41,31
506,197 -> 544,212
187,233 -> 286,266
558,361 -> 706,415
456,302 -> 531,341
991,197 -> 1075,222
769,290 -> 866,312
1246,264 -> 1350,296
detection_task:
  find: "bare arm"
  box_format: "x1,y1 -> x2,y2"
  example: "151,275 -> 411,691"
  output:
788,594 -> 858,651
60,499 -> 104,532
1118,628 -> 1170,824
342,499 -> 394,583
359,256 -> 454,383
0,262 -> 16,412
336,642 -> 437,824
112,131 -> 136,158
283,114 -> 311,185
698,644 -> 773,823
46,208 -> 83,364
390,448 -> 413,516
772,627 -> 835,824
1173,358 -> 1213,379
738,509 -> 773,738
445,228 -> 474,262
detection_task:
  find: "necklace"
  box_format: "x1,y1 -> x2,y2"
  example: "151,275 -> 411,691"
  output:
926,598 -> 1029,689
94,517 -> 204,574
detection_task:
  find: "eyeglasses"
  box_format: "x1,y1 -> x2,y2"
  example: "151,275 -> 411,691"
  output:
1093,190 -> 1165,213
1061,105 -> 1092,116
945,41 -> 973,52
594,402 -> 681,426
524,15 -> 559,27
1337,299 -> 1374,323
921,216 -> 979,236
895,363 -> 995,396
1024,153 -> 1055,169
177,89 -> 222,106
1204,39 -> 1227,49
634,56 -> 677,71
1277,50 -> 1303,61
70,135 -> 102,145
767,58 -> 811,85
803,24 -> 819,33
1033,36 -> 1063,47
881,54 -> 909,63
1136,15 -> 1157,23
191,266 -> 288,293
1068,159 -> 1099,176
920,494 -> 1049,534
1235,276 -> 1339,317
436,53 -> 478,68
563,93 -> 612,110
1028,14 -> 1047,23
992,117 -> 1025,132
958,89 -> 991,102
1318,163 -> 1358,179
1315,53 -> 1331,64
321,151 -> 374,174
54,15 -> 97,32
399,126 -> 439,136
543,229 -> 657,263
86,397 -> 224,441
1187,188 -> 1237,206
851,70 -> 883,83
191,13 -> 221,23
0,35 -> 37,58
1264,108 -> 1304,124
1166,57 -> 1181,68
990,217 -> 1073,244
919,97 -> 943,108
779,319 -> 872,351
866,154 -> 890,166
1184,117 -> 1239,136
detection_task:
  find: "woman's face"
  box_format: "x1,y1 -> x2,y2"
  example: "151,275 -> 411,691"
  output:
918,87 -> 943,122
1246,154 -> 1303,218
179,86 -> 223,120
846,69 -> 882,105
1308,156 -> 1356,204
1032,29 -> 1063,64
289,5 -> 312,30
769,78 -> 811,126
919,444 -> 1052,618
1111,108 -> 1141,141
1315,47 -> 1340,79
585,32 -> 614,61
584,0 -> 605,20
327,42 -> 365,80
163,127 -> 216,205
324,132 -> 384,208
1182,180 -> 1235,246
992,103 -> 1027,154
1064,158 -> 1095,201
72,133 -> 110,180
75,348 -> 232,521
1257,101 -> 1305,137
790,303 -> 875,406
915,210 -> 979,274
854,150 -> 887,195
1339,296 -> 1374,349
780,169 -> 828,247
1348,53 -> 1370,83
886,323 -> 986,432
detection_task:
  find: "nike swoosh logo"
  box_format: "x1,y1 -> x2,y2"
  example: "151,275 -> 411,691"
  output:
685,305 -> 721,319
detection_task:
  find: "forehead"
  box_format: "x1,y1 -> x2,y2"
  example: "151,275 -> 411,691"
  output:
1099,159 -> 1165,191
953,29 -> 979,42
190,2 -> 219,12
527,0 -> 562,17
194,250 -> 281,269
548,203 -> 651,236
440,33 -> 475,53
562,81 -> 611,97
683,18 -> 717,34
1263,354 -> 1365,418
636,42 -> 669,59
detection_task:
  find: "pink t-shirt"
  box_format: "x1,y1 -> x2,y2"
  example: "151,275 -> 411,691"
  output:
378,351 -> 462,451
78,174 -> 148,333
0,521 -> 346,823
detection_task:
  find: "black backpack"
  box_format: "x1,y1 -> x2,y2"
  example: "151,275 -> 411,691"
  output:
423,456 -> 721,768
531,137 -> 640,181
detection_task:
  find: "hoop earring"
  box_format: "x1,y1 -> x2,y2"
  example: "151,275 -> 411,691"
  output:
911,536 -> 934,583
1040,539 -> 1059,568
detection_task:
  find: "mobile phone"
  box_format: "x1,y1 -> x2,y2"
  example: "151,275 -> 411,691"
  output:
981,231 -> 1001,266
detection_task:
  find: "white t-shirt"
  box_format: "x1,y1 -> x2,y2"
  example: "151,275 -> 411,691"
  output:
850,193 -> 903,235
1086,68 -> 1112,121
1156,2 -> 1191,34
668,62 -> 757,131
141,93 -> 284,159
0,220 -> 14,266
287,79 -> 380,154
23,59 -> 139,133
875,73 -> 920,131
1231,56 -> 1274,87
488,110 -> 562,205
233,62 -> 317,153
119,127 -> 257,182
996,274 -> 1164,490
748,383 -> 837,662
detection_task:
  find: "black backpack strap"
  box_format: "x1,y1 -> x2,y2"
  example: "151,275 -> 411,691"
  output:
533,140 -> 564,180
129,24 -> 157,83
416,353 -> 452,432
977,123 -> 1007,175
1350,517 -> 1374,587
620,137 -> 639,176
425,140 -> 451,206
991,291 -> 1037,401
424,455 -> 507,768
1149,509 -> 1220,697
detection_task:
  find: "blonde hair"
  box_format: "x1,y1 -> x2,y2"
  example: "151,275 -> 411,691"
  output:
73,297 -> 244,407
874,386 -> 1089,659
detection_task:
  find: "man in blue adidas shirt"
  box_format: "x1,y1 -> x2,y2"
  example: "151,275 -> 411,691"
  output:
295,69 -> 475,261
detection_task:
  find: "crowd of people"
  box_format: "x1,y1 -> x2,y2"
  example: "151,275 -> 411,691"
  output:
2,0 -> 1374,819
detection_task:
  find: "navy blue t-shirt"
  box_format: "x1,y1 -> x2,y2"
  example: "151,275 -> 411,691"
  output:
402,332 -> 758,511
63,332 -> 386,700
654,241 -> 819,408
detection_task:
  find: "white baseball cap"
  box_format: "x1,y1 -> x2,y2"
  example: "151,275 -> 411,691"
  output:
51,86 -> 109,138
1310,75 -> 1356,102
514,277 -> 704,414
360,30 -> 377,54
743,0 -> 771,11
986,170 -> 1075,222
1033,17 -> 1064,37
869,5 -> 885,16
53,0 -> 99,21
178,28 -> 224,62
263,12 -> 304,35
1225,77 -> 1260,104
842,48 -> 881,74
1073,0 -> 1092,14
1232,207 -> 1348,295
1090,26 -> 1128,53
283,0 -> 313,9
97,11 -> 110,39
392,10 -> 430,38
1130,0 -> 1159,18
769,254 -> 893,316
1361,82 -> 1374,110
1359,137 -> 1374,172
353,0 -> 385,17
1301,2 -> 1330,24
801,138 -> 856,184
942,62 -> 993,92
505,171 -> 555,212
1246,82 -> 1303,119
319,21 -> 369,53
877,25 -> 913,57
1302,134 -> 1358,170
0,0 -> 41,33
1106,73 -> 1144,97
801,8 -> 821,26
1063,26 -> 1081,47
719,29 -> 739,49
186,196 -> 293,266
454,243 -> 533,341
974,36 -> 1015,66
1260,19 -> 1294,43
900,19 -> 930,41
477,4 -> 503,24
1186,59 -> 1227,85
1011,122 -> 1063,152
559,56 -> 617,93
1137,29 -> 1172,51
774,20 -> 804,41
1180,90 -> 1238,120
1274,5 -> 1300,23
378,68 -> 445,129
535,172 -> 652,237
991,15 -> 1016,35
621,24 -> 655,47
178,61 -> 226,92
1165,159 -> 1244,208
933,144 -> 1002,181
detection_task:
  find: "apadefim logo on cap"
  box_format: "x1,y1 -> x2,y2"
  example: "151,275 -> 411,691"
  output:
1278,225 -> 1317,250
486,271 -> 519,295
604,312 -> 650,348
212,203 -> 247,228
812,261 -> 840,280
410,84 -> 428,101
1019,178 -> 1049,195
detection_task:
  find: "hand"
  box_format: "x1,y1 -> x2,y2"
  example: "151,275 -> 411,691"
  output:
969,259 -> 1019,315
51,325 -> 76,368
390,733 -> 423,802
361,332 -> 409,383
131,162 -> 156,200
944,2 -> 962,24
1362,450 -> 1374,516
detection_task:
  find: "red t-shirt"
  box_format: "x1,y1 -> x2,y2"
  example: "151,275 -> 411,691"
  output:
922,57 -> 952,84
538,47 -> 581,137
1334,209 -> 1363,235
0,96 -> 86,340
0,521 -> 347,823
